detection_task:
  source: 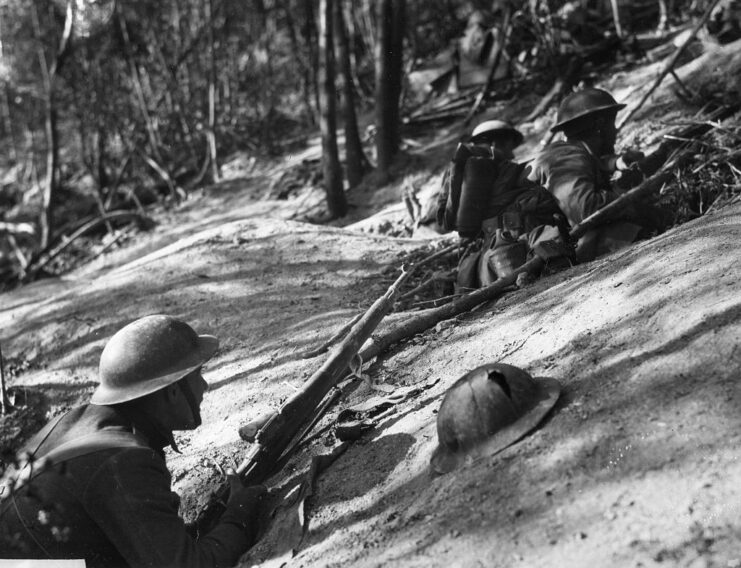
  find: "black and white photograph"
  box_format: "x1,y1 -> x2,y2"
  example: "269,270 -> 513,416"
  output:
0,0 -> 740,566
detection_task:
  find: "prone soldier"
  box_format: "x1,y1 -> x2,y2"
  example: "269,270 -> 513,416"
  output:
1,315 -> 266,568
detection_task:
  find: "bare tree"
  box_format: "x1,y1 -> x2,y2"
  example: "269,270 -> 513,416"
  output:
334,0 -> 370,187
30,0 -> 74,250
205,0 -> 220,182
318,0 -> 347,218
374,0 -> 406,177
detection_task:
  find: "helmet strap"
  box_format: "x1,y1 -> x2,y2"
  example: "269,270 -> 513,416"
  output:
117,402 -> 180,454
178,377 -> 202,428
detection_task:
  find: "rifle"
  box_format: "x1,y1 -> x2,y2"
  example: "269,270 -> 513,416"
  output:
194,263 -> 418,532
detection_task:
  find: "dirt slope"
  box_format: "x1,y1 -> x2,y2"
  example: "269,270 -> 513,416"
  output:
1,37 -> 740,568
259,203 -> 740,568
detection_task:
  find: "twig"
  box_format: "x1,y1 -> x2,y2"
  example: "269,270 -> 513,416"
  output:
297,244 -> 457,358
0,342 -> 10,415
398,270 -> 456,301
670,69 -> 697,101
617,0 -> 724,131
300,313 -> 364,359
609,0 -> 624,37
409,293 -> 462,309
411,242 -> 458,269
26,211 -> 146,279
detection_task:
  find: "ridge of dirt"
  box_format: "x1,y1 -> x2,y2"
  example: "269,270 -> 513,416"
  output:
1,36 -> 740,568
245,203 -> 740,568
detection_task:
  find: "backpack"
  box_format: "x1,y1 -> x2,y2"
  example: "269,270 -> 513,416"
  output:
436,143 -> 493,234
1,412 -> 148,519
436,144 -> 529,239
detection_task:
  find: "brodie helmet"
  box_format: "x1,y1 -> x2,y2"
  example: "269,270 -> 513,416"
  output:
430,363 -> 560,475
470,119 -> 524,147
91,315 -> 218,405
550,87 -> 626,133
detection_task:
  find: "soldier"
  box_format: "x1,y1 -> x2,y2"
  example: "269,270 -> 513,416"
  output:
439,120 -> 570,290
1,315 -> 266,568
436,119 -> 524,234
527,87 -> 657,262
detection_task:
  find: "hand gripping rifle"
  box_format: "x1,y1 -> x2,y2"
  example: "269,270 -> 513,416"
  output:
194,263 -> 420,533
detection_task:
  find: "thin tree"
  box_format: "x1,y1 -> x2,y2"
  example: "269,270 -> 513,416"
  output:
374,0 -> 406,177
0,342 -> 9,415
205,0 -> 220,182
334,0 -> 370,187
30,0 -> 74,250
318,0 -> 347,218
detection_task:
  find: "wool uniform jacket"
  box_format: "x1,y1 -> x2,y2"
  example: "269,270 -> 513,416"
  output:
526,140 -> 642,261
1,404 -> 257,568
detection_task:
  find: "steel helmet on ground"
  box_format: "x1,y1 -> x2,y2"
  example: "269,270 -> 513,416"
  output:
471,119 -> 524,147
91,314 -> 219,406
550,87 -> 626,133
430,362 -> 560,475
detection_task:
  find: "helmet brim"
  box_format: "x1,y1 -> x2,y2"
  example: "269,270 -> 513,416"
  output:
470,128 -> 524,148
429,376 -> 561,476
90,334 -> 219,405
550,103 -> 626,133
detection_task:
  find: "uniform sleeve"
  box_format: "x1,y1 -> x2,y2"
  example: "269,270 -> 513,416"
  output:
82,449 -> 256,568
529,145 -> 619,225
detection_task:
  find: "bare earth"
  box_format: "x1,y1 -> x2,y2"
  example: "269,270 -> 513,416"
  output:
1,39 -> 740,568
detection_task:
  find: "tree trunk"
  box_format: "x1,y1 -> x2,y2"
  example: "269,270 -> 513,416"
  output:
318,0 -> 347,218
304,1 -> 321,125
334,0 -> 370,187
205,0 -> 220,182
0,13 -> 17,165
282,0 -> 316,124
374,0 -> 406,176
31,0 -> 73,250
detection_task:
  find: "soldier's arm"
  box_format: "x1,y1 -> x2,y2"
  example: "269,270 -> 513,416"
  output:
533,148 -> 618,225
83,448 -> 260,568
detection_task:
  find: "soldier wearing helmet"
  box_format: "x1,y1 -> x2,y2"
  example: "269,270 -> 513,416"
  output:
469,119 -> 524,160
436,118 -> 571,290
527,87 -> 656,261
422,119 -> 524,238
0,315 -> 265,568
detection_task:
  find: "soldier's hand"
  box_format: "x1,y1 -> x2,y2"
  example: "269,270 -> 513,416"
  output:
620,149 -> 645,167
225,468 -> 267,525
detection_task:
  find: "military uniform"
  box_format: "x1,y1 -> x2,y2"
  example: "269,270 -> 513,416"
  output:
1,404 -> 258,568
527,139 -> 642,262
456,159 -> 570,289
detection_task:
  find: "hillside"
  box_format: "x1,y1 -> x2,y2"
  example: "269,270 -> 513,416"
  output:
1,37 -> 740,568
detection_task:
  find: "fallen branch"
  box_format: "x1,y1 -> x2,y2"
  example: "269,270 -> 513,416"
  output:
299,313 -> 363,359
138,150 -> 187,202
26,211 -> 146,279
196,265 -> 417,533
0,222 -> 36,237
296,243 -> 457,359
0,342 -> 10,415
399,269 -> 456,301
359,257 -> 543,362
617,0 -> 723,130
359,146 -> 706,362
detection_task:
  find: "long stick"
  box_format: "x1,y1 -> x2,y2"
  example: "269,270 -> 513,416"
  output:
617,0 -> 723,131
195,265 -> 416,533
609,0 -> 624,38
0,342 -> 9,415
26,211 -> 145,279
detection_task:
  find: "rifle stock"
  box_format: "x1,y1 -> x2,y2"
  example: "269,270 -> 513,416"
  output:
194,265 -> 415,532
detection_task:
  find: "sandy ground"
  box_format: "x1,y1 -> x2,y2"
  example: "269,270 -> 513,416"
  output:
1,38 -> 740,568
